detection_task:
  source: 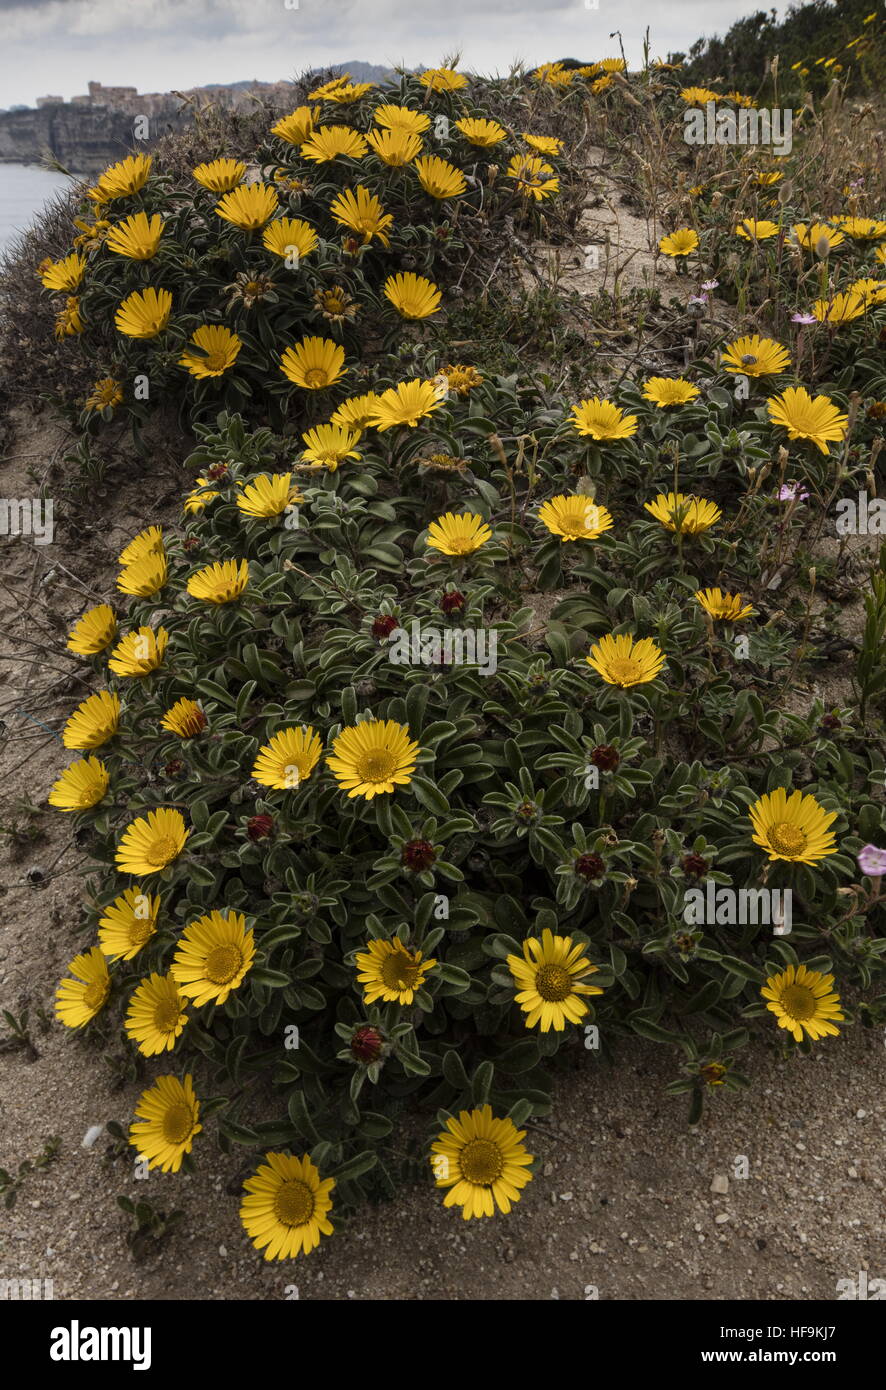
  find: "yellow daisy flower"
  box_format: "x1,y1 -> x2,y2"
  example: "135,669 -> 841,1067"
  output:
98,887 -> 160,960
735,218 -> 780,241
215,183 -> 279,231
427,511 -> 492,556
252,726 -> 323,789
355,936 -> 436,1005
62,691 -> 120,750
570,396 -> 639,439
118,525 -> 163,566
89,154 -> 151,200
721,334 -> 791,377
329,392 -> 380,432
749,787 -> 838,863
179,325 -> 242,379
108,626 -> 168,677
327,718 -> 420,799
240,1152 -> 335,1260
129,1074 -> 202,1173
48,756 -> 109,811
644,491 -> 721,533
373,103 -> 430,135
506,154 -> 559,201
365,127 -> 422,165
848,277 -> 886,308
311,78 -> 373,103
383,271 -> 442,319
433,364 -> 483,396
419,67 -> 468,91
761,964 -> 843,1042
270,107 -> 315,145
105,212 -> 164,260
300,125 -> 368,163
160,698 -> 206,738
659,228 -> 699,257
192,158 -> 247,192
370,378 -> 442,430
183,476 -> 220,514
766,386 -> 849,454
812,290 -> 866,323
125,972 -> 189,1055
67,603 -> 116,656
522,133 -> 563,156
280,335 -> 347,389
40,252 -> 86,291
300,424 -> 361,471
586,633 -> 666,688
329,186 -> 393,246
455,117 -> 507,146
236,473 -> 302,518
117,551 -> 168,598
538,495 -> 614,542
85,378 -> 123,413
680,87 -> 721,103
115,287 -> 172,338
413,155 -> 467,200
431,1105 -> 533,1219
642,376 -> 700,407
186,558 -> 250,604
791,221 -> 845,251
54,296 -> 84,339
507,928 -> 602,1031
262,216 -> 319,262
55,948 -> 110,1028
115,807 -> 189,875
694,588 -> 755,621
835,216 -> 886,240
170,909 -> 255,1007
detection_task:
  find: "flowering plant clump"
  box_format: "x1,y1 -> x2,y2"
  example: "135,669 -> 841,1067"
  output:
27,69 -> 571,437
51,345 -> 886,1249
28,50 -> 886,1259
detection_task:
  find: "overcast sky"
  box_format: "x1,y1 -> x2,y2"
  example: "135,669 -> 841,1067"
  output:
0,0 -> 786,108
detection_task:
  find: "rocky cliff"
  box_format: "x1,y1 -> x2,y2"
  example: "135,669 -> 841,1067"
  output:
0,104 -> 192,174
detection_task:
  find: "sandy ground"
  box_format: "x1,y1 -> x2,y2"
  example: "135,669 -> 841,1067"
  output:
0,263 -> 883,1300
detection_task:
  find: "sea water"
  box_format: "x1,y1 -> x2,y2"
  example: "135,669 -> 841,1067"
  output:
0,163 -> 74,257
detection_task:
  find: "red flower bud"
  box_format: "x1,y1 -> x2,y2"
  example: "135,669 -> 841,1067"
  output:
401,838 -> 437,872
351,1025 -> 383,1063
247,814 -> 274,841
441,590 -> 465,615
371,615 -> 399,640
574,852 -> 605,882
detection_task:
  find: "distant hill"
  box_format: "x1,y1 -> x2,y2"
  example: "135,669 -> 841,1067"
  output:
197,61 -> 397,92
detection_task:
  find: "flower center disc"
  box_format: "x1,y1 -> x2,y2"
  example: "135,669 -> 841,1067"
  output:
273,1179 -> 315,1227
154,999 -> 183,1033
381,950 -> 420,991
607,658 -> 642,685
83,980 -> 108,1010
130,919 -> 154,947
535,963 -> 572,1002
357,751 -> 397,784
205,944 -> 243,984
460,1138 -> 504,1186
780,983 -> 816,1021
162,1102 -> 194,1145
768,821 -> 807,856
147,836 -> 177,866
305,368 -> 328,387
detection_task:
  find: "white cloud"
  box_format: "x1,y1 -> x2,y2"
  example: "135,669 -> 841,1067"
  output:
0,0 -> 784,108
